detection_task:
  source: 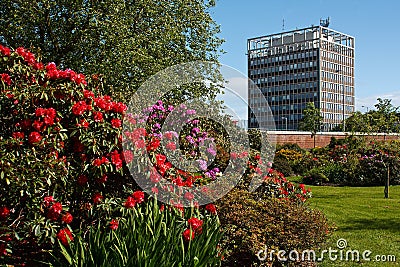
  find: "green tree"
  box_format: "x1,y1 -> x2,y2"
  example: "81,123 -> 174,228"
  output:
0,0 -> 224,102
299,102 -> 323,148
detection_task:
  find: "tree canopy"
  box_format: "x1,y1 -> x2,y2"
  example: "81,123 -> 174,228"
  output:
299,102 -> 323,135
0,0 -> 224,102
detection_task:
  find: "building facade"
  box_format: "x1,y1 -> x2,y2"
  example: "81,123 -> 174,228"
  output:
248,25 -> 355,131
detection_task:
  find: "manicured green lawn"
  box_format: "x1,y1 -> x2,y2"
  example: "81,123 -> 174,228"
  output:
308,186 -> 400,267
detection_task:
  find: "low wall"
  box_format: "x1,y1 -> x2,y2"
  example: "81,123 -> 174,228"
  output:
266,131 -> 400,149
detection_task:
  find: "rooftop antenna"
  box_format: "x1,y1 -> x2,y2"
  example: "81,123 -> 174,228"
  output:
320,17 -> 330,27
282,18 -> 285,31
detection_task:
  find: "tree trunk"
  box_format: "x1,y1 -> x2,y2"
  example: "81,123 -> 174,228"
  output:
384,166 -> 389,198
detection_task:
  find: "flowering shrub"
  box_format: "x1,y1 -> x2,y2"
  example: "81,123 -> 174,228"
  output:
0,45 -> 225,265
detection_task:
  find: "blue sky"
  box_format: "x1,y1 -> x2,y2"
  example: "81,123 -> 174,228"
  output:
210,0 -> 400,112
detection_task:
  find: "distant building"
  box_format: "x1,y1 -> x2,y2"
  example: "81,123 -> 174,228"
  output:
248,23 -> 355,131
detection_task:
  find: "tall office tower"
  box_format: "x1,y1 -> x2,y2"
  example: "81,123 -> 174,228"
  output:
247,21 -> 355,131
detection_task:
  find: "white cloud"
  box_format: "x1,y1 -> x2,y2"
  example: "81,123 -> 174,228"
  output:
356,91 -> 400,111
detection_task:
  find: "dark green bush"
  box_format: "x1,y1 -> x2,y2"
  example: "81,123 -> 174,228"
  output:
302,168 -> 329,185
272,155 -> 293,177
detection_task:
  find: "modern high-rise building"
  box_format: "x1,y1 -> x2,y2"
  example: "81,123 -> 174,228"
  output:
247,21 -> 355,131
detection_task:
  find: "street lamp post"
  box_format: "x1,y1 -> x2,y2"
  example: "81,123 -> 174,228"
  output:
282,117 -> 288,131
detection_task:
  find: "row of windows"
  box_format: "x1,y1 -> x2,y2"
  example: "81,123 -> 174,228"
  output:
322,82 -> 353,93
270,103 -> 312,112
321,92 -> 354,102
253,71 -> 319,84
321,50 -> 353,64
323,113 -> 351,121
267,92 -> 318,102
321,41 -> 354,57
250,82 -> 318,95
321,61 -> 353,75
249,50 -> 318,66
249,61 -> 317,75
323,103 -> 354,112
321,71 -> 353,84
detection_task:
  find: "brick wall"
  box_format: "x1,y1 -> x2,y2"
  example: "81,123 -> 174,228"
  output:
267,131 -> 400,149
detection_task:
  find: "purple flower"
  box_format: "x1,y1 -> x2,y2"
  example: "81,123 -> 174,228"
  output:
207,147 -> 217,156
197,159 -> 208,171
186,136 -> 195,144
191,127 -> 200,135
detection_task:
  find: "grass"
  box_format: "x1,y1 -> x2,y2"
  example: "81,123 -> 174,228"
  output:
308,186 -> 400,266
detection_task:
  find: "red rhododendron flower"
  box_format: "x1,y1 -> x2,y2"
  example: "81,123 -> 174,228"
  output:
0,45 -> 10,56
147,139 -> 160,151
132,191 -> 145,204
43,196 -> 55,207
47,202 -> 63,221
72,101 -> 89,116
151,187 -> 159,194
182,228 -> 195,242
109,219 -> 119,230
111,102 -> 127,114
135,139 -> 146,149
1,73 -> 12,86
111,118 -> 122,128
184,192 -> 194,201
187,217 -> 203,234
205,204 -> 217,214
77,174 -> 88,186
28,131 -> 42,144
150,169 -> 161,183
93,111 -> 103,122
92,193 -> 103,204
0,243 -> 6,256
0,206 -> 10,220
110,150 -> 122,169
12,131 -> 24,139
62,213 -> 73,224
57,228 -> 74,246
77,119 -> 89,128
83,89 -> 94,99
124,196 -> 136,208
122,150 -> 133,163
166,142 -> 176,150
32,120 -> 45,132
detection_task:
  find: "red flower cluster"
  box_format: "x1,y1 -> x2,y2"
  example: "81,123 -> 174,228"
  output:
110,150 -> 123,169
72,101 -> 91,116
43,196 -> 55,207
205,204 -> 217,215
93,111 -> 103,122
57,228 -> 74,246
92,193 -> 103,204
45,62 -> 86,85
47,202 -> 63,221
61,212 -> 73,224
0,206 -> 10,220
92,156 -> 109,167
111,118 -> 122,128
183,217 -> 203,242
124,191 -> 145,209
0,45 -> 10,56
122,150 -> 134,164
28,131 -> 42,144
15,47 -> 40,69
155,153 -> 172,176
1,73 -> 11,86
35,107 -> 57,127
109,219 -> 119,230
